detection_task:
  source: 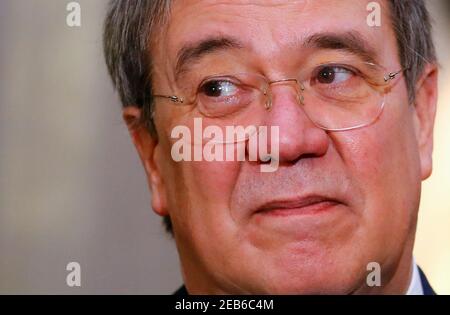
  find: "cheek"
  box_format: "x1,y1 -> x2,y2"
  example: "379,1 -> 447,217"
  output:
338,90 -> 420,195
182,160 -> 241,205
331,102 -> 421,241
160,141 -> 242,229
156,113 -> 242,209
166,159 -> 246,274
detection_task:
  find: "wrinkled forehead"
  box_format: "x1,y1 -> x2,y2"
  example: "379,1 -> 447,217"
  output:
154,0 -> 396,76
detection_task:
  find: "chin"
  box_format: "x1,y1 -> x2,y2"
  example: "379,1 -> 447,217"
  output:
271,274 -> 361,295
247,250 -> 366,294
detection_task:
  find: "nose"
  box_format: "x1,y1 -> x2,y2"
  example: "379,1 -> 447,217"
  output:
262,83 -> 330,164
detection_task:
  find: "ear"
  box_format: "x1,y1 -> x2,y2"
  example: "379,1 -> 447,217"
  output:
123,106 -> 168,216
412,64 -> 438,180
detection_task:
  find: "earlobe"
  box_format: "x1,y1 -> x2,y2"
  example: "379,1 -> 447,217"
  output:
412,64 -> 438,180
122,106 -> 169,216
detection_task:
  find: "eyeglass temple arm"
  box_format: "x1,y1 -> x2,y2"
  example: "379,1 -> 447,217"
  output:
153,94 -> 185,104
384,67 -> 410,83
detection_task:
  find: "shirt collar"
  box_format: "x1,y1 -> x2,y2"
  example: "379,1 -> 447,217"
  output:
406,259 -> 424,295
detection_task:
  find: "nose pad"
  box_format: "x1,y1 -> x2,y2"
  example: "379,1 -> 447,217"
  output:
263,80 -> 305,110
298,83 -> 305,105
263,88 -> 272,110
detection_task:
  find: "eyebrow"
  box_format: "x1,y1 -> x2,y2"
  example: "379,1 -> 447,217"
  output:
173,31 -> 378,80
303,31 -> 378,64
174,36 -> 244,80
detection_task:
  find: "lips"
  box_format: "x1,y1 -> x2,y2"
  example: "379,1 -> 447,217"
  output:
254,195 -> 343,216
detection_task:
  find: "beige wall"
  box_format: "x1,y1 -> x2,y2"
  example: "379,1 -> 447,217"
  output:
0,0 -> 181,294
0,0 -> 448,294
415,0 -> 450,296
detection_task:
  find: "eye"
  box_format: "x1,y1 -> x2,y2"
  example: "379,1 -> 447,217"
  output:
195,76 -> 257,118
316,66 -> 354,85
199,80 -> 238,97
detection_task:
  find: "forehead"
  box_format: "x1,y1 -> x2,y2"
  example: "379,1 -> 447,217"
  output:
164,0 -> 391,49
151,0 -> 397,84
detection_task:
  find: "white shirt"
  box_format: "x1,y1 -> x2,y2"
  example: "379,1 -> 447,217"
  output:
406,260 -> 424,295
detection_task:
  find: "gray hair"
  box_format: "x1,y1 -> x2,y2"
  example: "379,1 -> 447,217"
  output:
103,0 -> 437,235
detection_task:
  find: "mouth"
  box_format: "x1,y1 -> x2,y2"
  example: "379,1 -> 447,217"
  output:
254,195 -> 343,217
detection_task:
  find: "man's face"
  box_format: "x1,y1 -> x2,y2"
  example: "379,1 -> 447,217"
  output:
138,0 -> 436,293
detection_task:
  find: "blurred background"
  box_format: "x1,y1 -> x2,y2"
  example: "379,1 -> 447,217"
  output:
0,0 -> 449,294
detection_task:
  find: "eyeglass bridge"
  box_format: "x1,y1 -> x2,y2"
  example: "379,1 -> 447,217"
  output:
263,78 -> 306,110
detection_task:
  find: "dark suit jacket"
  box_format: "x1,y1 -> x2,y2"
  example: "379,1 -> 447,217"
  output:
418,267 -> 436,295
173,266 -> 436,295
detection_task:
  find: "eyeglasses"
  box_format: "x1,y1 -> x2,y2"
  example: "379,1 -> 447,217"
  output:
153,60 -> 406,141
